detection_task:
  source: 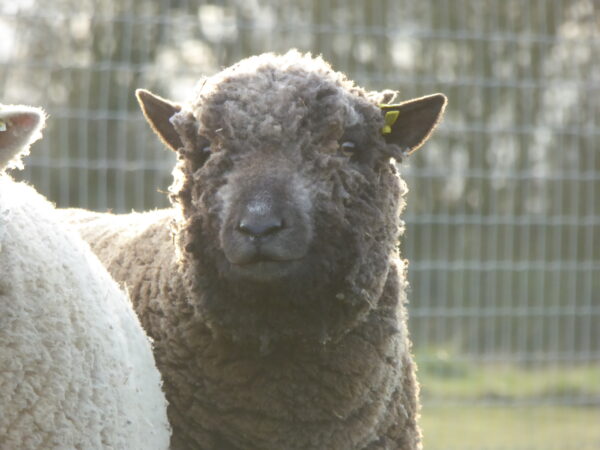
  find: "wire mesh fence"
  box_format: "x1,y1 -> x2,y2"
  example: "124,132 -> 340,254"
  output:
1,1 -> 598,449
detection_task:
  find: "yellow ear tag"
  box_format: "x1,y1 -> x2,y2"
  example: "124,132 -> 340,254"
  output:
381,110 -> 399,135
0,120 -> 6,132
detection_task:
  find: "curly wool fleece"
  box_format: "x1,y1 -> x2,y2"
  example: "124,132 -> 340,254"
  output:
0,106 -> 170,449
63,51 -> 447,449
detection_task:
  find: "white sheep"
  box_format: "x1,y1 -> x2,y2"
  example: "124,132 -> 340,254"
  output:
0,105 -> 171,449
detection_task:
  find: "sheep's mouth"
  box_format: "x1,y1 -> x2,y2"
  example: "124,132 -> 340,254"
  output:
229,256 -> 304,282
235,252 -> 302,265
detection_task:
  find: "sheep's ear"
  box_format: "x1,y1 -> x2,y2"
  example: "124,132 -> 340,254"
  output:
136,89 -> 183,151
380,93 -> 447,156
0,107 -> 45,170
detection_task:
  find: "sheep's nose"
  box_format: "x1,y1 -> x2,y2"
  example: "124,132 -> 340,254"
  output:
237,217 -> 284,239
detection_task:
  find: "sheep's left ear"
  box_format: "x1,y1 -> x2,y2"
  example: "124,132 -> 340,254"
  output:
0,107 -> 45,170
136,89 -> 183,151
380,93 -> 447,156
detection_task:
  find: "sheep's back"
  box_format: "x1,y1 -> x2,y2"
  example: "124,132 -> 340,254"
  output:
59,208 -> 174,268
58,207 -> 181,345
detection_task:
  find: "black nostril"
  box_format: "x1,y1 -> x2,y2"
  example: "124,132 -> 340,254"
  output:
237,218 -> 284,239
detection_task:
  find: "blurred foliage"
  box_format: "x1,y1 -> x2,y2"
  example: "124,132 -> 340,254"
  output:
0,0 -> 598,358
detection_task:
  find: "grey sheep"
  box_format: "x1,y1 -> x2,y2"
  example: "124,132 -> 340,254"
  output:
62,51 -> 447,449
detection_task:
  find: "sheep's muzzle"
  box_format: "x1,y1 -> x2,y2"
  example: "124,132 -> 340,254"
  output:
218,172 -> 313,283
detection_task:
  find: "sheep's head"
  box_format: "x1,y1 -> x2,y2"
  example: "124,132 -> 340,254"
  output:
0,105 -> 45,171
137,51 -> 446,346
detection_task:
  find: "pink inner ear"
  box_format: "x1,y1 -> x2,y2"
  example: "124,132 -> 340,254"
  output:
12,112 -> 41,130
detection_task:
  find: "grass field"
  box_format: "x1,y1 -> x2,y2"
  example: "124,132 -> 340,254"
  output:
421,405 -> 600,449
415,350 -> 600,449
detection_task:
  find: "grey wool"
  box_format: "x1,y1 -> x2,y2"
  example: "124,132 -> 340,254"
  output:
62,50 -> 447,449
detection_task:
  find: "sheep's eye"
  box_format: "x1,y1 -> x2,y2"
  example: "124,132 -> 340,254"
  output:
340,141 -> 357,157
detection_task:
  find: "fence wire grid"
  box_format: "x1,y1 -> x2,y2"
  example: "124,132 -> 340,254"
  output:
1,1 -> 598,449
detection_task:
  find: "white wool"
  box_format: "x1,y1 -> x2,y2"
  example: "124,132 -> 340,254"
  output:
0,125 -> 170,448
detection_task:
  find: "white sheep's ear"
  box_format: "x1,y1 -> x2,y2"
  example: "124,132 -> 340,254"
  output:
0,106 -> 45,171
380,93 -> 447,156
136,89 -> 183,151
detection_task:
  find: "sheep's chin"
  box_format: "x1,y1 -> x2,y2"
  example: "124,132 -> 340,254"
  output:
228,258 -> 303,283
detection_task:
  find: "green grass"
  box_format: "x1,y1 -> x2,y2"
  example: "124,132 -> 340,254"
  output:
414,349 -> 600,449
421,405 -> 600,450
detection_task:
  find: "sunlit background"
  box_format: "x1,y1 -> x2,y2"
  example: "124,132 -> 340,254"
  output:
1,1 -> 598,448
